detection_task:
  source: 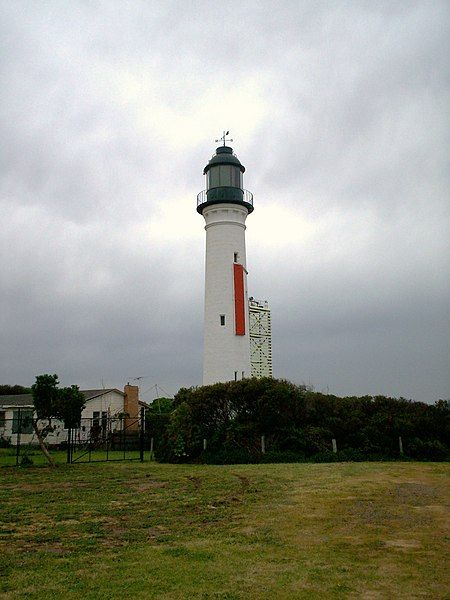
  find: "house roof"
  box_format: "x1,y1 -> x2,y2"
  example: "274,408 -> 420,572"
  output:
0,394 -> 34,408
0,388 -> 125,409
81,389 -> 124,401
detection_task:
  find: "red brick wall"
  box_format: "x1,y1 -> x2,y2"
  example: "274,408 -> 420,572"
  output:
123,385 -> 139,431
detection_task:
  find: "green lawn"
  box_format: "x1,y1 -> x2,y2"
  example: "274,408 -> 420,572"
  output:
0,447 -> 147,467
1,461 -> 448,599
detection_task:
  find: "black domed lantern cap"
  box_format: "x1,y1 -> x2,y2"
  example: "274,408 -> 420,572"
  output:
197,146 -> 254,214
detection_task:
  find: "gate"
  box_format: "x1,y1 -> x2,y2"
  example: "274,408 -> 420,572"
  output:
68,407 -> 146,464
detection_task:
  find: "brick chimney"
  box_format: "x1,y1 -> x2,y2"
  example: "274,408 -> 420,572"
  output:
123,384 -> 139,431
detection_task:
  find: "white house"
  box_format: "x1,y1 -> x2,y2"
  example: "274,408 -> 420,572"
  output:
0,385 -> 144,447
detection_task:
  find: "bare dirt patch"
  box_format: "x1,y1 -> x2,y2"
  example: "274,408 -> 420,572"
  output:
394,482 -> 438,505
232,473 -> 250,492
348,499 -> 392,525
41,543 -> 67,554
15,540 -> 69,554
384,539 -> 421,549
413,504 -> 448,518
147,525 -> 169,539
186,475 -> 203,490
361,591 -> 385,599
345,480 -> 443,528
2,481 -> 90,492
132,481 -> 168,492
55,518 -> 81,525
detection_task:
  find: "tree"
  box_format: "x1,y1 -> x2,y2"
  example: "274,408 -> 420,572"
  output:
145,397 -> 176,462
0,384 -> 31,395
31,374 -> 85,467
58,386 -> 86,429
148,397 -> 173,414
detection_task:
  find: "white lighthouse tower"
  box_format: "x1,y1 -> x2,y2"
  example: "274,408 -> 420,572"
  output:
197,134 -> 254,385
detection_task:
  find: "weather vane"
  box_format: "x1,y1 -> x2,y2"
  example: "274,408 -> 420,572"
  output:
215,130 -> 233,146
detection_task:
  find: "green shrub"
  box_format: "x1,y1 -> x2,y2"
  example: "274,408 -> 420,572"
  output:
407,438 -> 449,461
149,380 -> 450,464
0,435 -> 11,448
200,447 -> 260,465
20,454 -> 33,467
311,451 -> 339,463
260,451 -> 306,463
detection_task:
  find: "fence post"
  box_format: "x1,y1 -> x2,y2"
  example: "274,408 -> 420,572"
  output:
121,415 -> 125,460
88,419 -> 92,462
15,408 -> 22,466
399,436 -> 403,456
150,437 -> 154,460
261,435 -> 265,454
139,407 -> 145,462
203,438 -> 207,451
332,438 -> 337,454
67,427 -> 71,463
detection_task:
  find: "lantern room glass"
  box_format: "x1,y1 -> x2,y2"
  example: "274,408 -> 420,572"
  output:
207,165 -> 242,190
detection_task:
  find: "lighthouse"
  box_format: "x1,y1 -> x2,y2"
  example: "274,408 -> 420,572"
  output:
197,134 -> 254,385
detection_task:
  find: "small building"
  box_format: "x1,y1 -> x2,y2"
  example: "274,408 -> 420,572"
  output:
249,298 -> 273,378
0,385 -> 144,446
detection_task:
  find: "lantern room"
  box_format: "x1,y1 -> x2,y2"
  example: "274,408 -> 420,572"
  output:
197,145 -> 254,214
206,146 -> 243,189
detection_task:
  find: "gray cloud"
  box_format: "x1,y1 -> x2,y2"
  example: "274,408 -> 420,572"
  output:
1,1 -> 448,403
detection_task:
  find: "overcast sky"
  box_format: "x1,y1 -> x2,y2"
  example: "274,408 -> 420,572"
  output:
1,1 -> 448,403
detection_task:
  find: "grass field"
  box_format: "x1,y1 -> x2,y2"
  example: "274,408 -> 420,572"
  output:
0,447 -> 145,467
1,461 -> 448,599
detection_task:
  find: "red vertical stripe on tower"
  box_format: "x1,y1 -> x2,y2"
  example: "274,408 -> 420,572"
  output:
234,263 -> 245,335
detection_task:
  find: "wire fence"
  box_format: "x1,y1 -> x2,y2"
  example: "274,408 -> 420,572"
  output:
0,408 -> 152,467
147,432 -> 416,464
2,409 -> 445,467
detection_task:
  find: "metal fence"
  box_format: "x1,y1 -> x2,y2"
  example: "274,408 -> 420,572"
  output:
0,408 -> 149,467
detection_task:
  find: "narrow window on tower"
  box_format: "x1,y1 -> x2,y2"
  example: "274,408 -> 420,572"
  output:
234,252 -> 238,263
220,315 -> 226,326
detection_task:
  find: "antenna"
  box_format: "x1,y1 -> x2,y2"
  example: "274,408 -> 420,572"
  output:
140,383 -> 173,399
157,384 -> 172,398
215,130 -> 233,146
